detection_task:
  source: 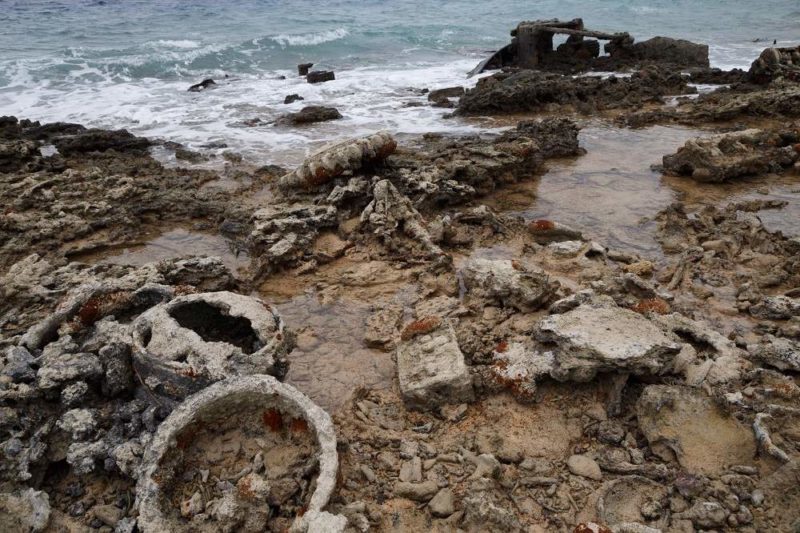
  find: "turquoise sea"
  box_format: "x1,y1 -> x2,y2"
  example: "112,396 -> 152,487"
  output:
1,0 -> 798,162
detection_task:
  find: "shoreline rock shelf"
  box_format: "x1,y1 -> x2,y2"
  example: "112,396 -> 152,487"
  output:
2,19 -> 800,533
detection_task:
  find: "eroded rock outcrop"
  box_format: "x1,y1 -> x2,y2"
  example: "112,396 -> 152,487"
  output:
662,128 -> 800,182
458,67 -> 693,116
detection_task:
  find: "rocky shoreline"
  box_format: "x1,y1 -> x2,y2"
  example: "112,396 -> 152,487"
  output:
1,19 -> 800,533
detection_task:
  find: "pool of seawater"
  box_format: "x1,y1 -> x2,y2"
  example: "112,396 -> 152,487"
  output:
71,228 -> 250,275
264,289 -> 404,413
487,123 -> 800,257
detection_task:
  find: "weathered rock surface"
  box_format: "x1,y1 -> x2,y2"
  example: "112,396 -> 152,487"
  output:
748,334 -> 800,371
278,132 -> 396,190
568,454 -> 603,480
537,299 -> 682,381
359,179 -> 443,258
458,66 -> 693,116
662,128 -> 799,182
0,488 -> 51,532
459,258 -> 556,312
396,318 -> 474,410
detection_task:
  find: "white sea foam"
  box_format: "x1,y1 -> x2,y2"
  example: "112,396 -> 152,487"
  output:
150,40 -> 203,50
0,57 -> 501,166
271,28 -> 350,47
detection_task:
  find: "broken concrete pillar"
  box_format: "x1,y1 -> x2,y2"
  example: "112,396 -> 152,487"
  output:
396,318 -> 474,410
278,132 -> 396,190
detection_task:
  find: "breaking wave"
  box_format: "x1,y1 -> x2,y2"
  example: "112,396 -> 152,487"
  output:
271,28 -> 350,47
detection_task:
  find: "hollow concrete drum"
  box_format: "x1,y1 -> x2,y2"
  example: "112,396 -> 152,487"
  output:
136,375 -> 338,533
131,291 -> 292,401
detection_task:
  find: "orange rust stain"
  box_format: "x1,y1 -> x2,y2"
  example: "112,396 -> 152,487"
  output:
262,408 -> 283,432
290,418 -> 309,433
530,219 -> 555,231
176,426 -> 198,450
573,524 -> 612,533
77,298 -> 101,326
631,297 -> 671,315
494,341 -> 509,353
400,316 -> 442,342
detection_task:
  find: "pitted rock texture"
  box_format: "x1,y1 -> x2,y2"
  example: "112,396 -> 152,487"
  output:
396,318 -> 474,410
460,258 -> 556,312
537,300 -> 682,381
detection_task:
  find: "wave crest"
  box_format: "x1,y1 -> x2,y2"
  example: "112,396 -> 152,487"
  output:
271,28 -> 349,47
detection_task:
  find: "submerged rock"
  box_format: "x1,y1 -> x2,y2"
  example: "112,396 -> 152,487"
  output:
276,106 -> 343,125
187,78 -> 216,92
297,62 -> 313,76
307,70 -> 335,84
284,94 -> 304,104
636,385 -> 756,476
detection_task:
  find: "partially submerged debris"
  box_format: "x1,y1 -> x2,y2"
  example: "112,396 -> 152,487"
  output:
749,45 -> 800,84
471,18 -> 708,75
276,106 -> 343,125
636,385 -> 756,476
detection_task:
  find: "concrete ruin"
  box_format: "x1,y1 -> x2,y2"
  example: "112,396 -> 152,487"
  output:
471,18 -> 708,75
278,132 -> 396,191
131,291 -> 292,401
136,375 -> 340,533
396,318 -> 474,410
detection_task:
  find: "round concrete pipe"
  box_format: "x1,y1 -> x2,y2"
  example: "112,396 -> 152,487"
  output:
136,374 -> 338,532
131,291 -> 292,401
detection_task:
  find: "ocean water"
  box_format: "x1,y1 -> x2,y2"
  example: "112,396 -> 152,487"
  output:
1,0 -> 798,164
